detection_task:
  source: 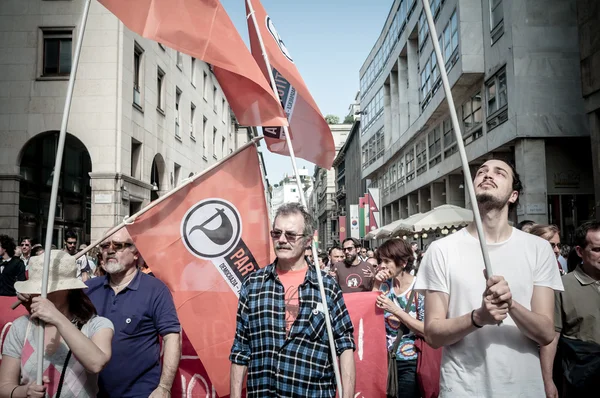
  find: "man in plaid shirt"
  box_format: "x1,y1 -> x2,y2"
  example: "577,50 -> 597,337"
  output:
230,203 -> 356,397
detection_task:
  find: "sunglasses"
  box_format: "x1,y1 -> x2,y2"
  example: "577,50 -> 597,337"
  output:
270,230 -> 305,243
21,243 -> 30,247
550,242 -> 562,250
343,246 -> 356,252
65,241 -> 77,246
99,241 -> 134,252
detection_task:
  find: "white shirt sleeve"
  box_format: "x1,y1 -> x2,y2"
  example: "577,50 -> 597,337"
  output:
533,241 -> 564,291
414,241 -> 449,294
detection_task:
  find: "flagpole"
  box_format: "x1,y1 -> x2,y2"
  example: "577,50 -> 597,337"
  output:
33,0 -> 92,385
246,1 -> 344,395
421,0 -> 494,277
11,137 -> 264,311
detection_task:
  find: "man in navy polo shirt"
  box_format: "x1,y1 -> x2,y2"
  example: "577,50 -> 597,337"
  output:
86,228 -> 181,398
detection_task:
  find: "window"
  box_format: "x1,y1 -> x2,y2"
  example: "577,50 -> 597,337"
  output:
420,58 -> 431,105
442,11 -> 459,70
222,136 -> 226,157
416,138 -> 427,175
213,86 -> 218,112
175,88 -> 182,138
398,160 -> 405,185
212,127 -> 217,158
428,126 -> 441,165
190,103 -> 196,139
203,71 -> 208,99
486,69 -> 507,115
133,43 -> 143,107
191,57 -> 196,86
490,0 -> 503,31
419,10 -> 429,49
431,0 -> 441,18
131,139 -> 142,179
431,52 -> 439,92
405,148 -> 415,181
361,88 -> 384,134
157,68 -> 165,112
173,163 -> 181,187
486,68 -> 508,130
42,29 -> 72,77
462,92 -> 482,129
176,51 -> 183,69
443,118 -> 457,157
222,99 -> 226,122
202,116 -> 208,151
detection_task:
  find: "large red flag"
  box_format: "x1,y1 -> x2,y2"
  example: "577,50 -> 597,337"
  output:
246,0 -> 336,169
126,143 -> 271,397
98,0 -> 287,127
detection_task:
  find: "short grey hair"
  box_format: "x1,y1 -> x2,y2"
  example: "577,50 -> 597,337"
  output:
273,202 -> 314,238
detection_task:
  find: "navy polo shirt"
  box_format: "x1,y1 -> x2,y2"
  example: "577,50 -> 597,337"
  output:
85,271 -> 181,398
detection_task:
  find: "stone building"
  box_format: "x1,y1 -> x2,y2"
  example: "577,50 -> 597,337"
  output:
360,0 -> 591,243
0,0 -> 249,244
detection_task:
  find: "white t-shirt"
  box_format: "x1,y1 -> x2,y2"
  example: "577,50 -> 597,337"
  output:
414,228 -> 564,397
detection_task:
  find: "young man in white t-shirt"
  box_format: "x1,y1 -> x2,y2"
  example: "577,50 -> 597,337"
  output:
415,159 -> 563,397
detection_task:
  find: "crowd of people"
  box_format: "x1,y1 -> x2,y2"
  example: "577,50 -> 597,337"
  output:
0,157 -> 598,397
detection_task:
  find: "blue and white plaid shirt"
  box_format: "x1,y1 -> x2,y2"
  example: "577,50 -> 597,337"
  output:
230,260 -> 355,397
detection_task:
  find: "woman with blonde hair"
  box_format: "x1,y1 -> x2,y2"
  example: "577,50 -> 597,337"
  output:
0,250 -> 114,398
529,224 -> 564,275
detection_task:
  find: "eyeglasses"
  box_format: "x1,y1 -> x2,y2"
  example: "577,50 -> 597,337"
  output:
343,246 -> 356,252
99,241 -> 134,252
21,243 -> 30,247
550,242 -> 562,250
270,230 -> 306,243
65,241 -> 77,246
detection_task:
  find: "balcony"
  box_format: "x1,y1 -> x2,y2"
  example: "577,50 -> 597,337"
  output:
336,186 -> 346,199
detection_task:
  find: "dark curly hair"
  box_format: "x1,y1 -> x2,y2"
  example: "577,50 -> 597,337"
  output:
375,238 -> 415,272
0,235 -> 16,258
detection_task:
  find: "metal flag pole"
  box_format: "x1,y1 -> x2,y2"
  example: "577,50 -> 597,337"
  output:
246,0 -> 344,395
421,0 -> 494,278
35,0 -> 93,385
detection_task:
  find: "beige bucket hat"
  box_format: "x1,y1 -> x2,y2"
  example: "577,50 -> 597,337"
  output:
15,250 -> 88,294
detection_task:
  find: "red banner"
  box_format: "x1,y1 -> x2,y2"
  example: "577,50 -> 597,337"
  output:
343,292 -> 387,398
0,293 -> 385,397
339,216 -> 347,242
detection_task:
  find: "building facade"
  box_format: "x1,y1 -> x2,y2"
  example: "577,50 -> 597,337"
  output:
576,0 -> 600,220
359,0 -> 591,243
334,119 -> 367,245
0,0 -> 248,244
313,124 -> 351,249
269,167 -> 312,221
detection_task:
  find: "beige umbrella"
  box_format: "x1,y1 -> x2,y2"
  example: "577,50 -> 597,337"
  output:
391,213 -> 427,235
401,204 -> 473,233
376,219 -> 406,239
365,227 -> 381,240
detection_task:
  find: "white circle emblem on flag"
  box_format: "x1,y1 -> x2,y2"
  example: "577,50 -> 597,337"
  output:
181,199 -> 242,259
265,16 -> 294,63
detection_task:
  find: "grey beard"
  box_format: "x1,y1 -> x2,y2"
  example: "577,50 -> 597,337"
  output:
104,261 -> 126,274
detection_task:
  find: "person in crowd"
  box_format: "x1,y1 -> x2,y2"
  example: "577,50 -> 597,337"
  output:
366,256 -> 378,271
30,244 -> 44,257
305,247 -> 314,265
517,219 -> 536,233
540,221 -> 600,397
63,230 -> 78,256
332,237 -> 374,293
328,246 -> 344,265
19,237 -> 32,270
373,239 -> 424,398
366,249 -> 375,259
76,244 -> 94,282
2,250 -> 114,398
0,235 -> 26,296
529,224 -> 565,275
230,203 -> 355,398
566,247 -> 581,273
415,159 -> 563,397
410,242 -> 419,260
359,247 -> 368,261
558,244 -> 570,274
86,228 -> 181,397
318,253 -> 330,272
13,247 -> 21,260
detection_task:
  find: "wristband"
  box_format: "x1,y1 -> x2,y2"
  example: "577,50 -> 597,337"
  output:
158,384 -> 171,395
10,386 -> 19,398
471,310 -> 483,328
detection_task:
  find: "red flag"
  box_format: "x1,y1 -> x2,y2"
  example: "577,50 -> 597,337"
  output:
126,144 -> 271,397
246,0 -> 336,169
98,0 -> 288,127
344,292 -> 387,397
339,216 -> 347,242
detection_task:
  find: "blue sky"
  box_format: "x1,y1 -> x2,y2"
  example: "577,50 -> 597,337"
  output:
221,0 -> 392,183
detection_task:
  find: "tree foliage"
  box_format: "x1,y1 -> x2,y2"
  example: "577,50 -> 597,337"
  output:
325,114 -> 340,125
343,115 -> 354,124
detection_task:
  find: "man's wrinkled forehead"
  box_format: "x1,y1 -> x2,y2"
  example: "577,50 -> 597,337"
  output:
103,228 -> 134,244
